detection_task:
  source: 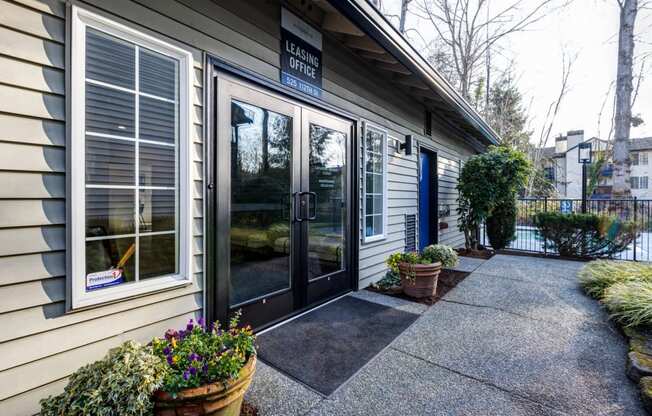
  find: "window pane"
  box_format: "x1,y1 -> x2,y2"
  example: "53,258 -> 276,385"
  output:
86,29 -> 135,89
365,129 -> 383,153
139,189 -> 175,232
365,215 -> 374,237
139,233 -> 176,279
139,143 -> 175,187
86,135 -> 135,185
139,96 -> 175,144
365,152 -> 382,173
373,214 -> 383,235
86,188 -> 135,237
85,237 -> 136,291
86,83 -> 135,137
366,173 -> 382,194
140,49 -> 177,100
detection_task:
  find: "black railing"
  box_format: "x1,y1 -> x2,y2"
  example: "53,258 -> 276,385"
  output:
481,197 -> 652,261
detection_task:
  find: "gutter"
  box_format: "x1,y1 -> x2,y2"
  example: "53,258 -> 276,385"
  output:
327,0 -> 501,146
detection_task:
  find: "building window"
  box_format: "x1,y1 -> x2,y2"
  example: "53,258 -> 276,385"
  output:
633,152 -> 648,166
70,7 -> 192,308
543,166 -> 555,181
631,176 -> 648,189
363,124 -> 387,242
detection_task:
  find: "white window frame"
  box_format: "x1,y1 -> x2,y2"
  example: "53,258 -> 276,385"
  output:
70,6 -> 193,309
641,152 -> 649,166
631,176 -> 641,189
632,152 -> 640,166
642,176 -> 649,189
362,123 -> 388,243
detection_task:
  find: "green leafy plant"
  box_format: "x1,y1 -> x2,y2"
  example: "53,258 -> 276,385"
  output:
372,270 -> 401,290
579,260 -> 652,299
422,244 -> 459,268
457,146 -> 531,250
40,341 -> 167,416
151,314 -> 256,395
603,281 -> 652,327
534,212 -> 637,258
485,200 -> 517,250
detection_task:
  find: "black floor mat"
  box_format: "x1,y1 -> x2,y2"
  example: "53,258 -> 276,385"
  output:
256,296 -> 419,396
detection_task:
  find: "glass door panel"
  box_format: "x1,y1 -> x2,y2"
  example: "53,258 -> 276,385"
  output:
307,123 -> 347,280
229,99 -> 293,306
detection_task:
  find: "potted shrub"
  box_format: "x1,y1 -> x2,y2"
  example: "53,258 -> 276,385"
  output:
387,244 -> 458,298
151,314 -> 256,416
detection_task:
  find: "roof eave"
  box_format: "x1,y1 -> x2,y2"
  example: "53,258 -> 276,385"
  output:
327,0 -> 501,146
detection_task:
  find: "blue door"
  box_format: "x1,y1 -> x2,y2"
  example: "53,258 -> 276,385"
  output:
419,151 -> 433,251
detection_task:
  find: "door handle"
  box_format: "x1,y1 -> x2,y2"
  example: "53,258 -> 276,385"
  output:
294,192 -> 317,222
306,192 -> 317,221
294,192 -> 304,223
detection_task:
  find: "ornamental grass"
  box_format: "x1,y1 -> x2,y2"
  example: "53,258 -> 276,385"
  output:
578,260 -> 652,299
603,281 -> 652,328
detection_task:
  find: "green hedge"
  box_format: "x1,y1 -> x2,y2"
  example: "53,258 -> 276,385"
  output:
534,212 -> 637,258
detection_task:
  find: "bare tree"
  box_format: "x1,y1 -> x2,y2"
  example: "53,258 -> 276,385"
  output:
411,0 -> 567,101
612,0 -> 641,196
399,0 -> 413,33
527,51 -> 576,196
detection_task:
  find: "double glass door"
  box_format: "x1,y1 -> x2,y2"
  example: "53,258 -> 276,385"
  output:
216,77 -> 352,329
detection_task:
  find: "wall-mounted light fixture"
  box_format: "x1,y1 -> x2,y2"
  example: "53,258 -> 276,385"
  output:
400,134 -> 413,156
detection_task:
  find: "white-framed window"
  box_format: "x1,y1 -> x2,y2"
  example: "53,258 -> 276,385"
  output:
632,152 -> 648,166
363,123 -> 387,242
631,176 -> 648,189
70,7 -> 193,309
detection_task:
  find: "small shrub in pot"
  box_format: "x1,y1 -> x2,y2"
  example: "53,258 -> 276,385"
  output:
387,244 -> 457,298
422,244 -> 459,268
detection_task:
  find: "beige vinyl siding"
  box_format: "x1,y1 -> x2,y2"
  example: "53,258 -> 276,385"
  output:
0,1 -> 203,415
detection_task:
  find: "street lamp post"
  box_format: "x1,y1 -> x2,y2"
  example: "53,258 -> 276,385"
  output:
578,142 -> 592,213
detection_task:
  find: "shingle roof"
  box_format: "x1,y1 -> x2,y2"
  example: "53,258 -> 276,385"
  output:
630,137 -> 652,151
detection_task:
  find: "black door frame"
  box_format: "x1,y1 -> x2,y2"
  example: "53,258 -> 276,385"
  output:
204,55 -> 360,329
419,146 -> 439,247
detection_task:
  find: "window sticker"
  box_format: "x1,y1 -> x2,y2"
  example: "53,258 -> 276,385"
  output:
86,268 -> 124,291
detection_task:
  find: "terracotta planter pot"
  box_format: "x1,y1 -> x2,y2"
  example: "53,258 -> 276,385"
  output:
398,262 -> 442,298
153,356 -> 256,416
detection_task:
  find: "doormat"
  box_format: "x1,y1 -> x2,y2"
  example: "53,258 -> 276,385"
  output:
256,296 -> 418,396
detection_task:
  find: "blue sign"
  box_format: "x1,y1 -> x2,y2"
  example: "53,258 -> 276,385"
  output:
560,200 -> 573,214
281,8 -> 322,98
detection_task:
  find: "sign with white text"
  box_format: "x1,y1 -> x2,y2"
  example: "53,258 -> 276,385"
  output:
86,268 -> 124,291
281,8 -> 322,97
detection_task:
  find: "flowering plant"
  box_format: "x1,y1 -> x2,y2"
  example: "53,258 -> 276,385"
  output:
152,313 -> 256,394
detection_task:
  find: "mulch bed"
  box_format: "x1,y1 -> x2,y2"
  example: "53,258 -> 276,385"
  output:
456,248 -> 495,259
367,269 -> 471,306
240,401 -> 258,416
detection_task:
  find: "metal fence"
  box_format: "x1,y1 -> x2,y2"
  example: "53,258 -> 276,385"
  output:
480,198 -> 652,262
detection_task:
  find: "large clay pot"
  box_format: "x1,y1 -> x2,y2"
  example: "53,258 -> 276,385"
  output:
398,262 -> 442,298
153,356 -> 256,416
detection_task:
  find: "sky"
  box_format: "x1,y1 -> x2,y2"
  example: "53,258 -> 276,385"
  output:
380,0 -> 652,147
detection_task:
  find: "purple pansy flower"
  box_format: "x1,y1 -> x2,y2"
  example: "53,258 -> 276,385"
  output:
163,347 -> 171,355
164,329 -> 178,340
186,319 -> 194,331
183,370 -> 190,381
167,355 -> 174,365
189,366 -> 197,376
198,317 -> 205,328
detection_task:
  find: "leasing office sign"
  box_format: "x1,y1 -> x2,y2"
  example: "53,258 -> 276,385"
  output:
281,7 -> 322,98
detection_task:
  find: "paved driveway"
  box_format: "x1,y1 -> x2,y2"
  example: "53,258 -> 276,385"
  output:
246,254 -> 645,416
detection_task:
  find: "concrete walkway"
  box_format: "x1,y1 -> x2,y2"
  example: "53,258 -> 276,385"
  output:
246,254 -> 645,416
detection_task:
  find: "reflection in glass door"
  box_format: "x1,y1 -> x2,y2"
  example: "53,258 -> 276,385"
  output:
307,123 -> 346,280
229,100 -> 293,306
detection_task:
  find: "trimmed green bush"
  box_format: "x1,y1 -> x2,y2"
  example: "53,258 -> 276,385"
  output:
579,260 -> 652,299
603,281 -> 652,327
40,341 -> 167,416
534,212 -> 637,258
485,200 -> 517,250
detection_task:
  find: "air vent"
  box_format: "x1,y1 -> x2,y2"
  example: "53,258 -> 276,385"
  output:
405,214 -> 416,252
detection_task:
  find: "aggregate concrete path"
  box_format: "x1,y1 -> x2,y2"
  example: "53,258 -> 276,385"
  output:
246,254 -> 645,416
